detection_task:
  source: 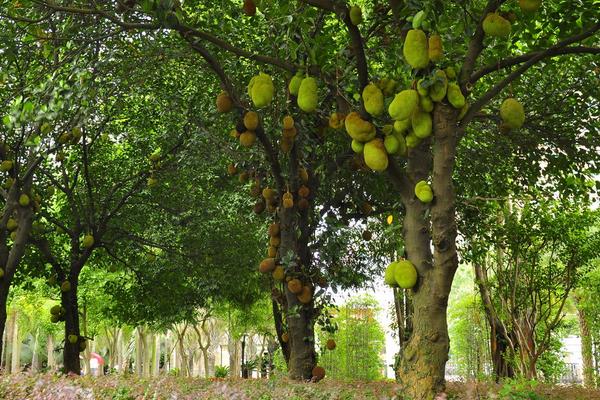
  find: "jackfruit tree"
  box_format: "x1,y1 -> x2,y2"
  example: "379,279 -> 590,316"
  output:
6,0 -> 599,397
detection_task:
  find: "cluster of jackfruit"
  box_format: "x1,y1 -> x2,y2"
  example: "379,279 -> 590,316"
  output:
288,277 -> 313,304
56,126 -> 84,147
264,222 -> 285,281
280,115 -> 297,153
482,1 -> 542,39
147,150 -> 161,187
384,259 -> 418,289
50,304 -> 66,323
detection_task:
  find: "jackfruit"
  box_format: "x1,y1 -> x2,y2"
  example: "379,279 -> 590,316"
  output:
419,95 -> 434,112
445,66 -> 457,79
429,70 -> 448,102
227,163 -> 237,176
270,235 -> 280,247
0,160 -> 13,172
243,0 -> 256,15
239,131 -> 257,147
298,185 -> 310,198
392,133 -> 408,156
405,131 -> 421,148
268,223 -> 280,236
483,13 -> 511,38
262,187 -> 276,201
344,112 -> 376,142
382,124 -> 394,135
147,177 -> 158,187
259,258 -> 276,273
326,339 -> 336,350
384,262 -> 398,286
288,73 -> 303,96
363,138 -> 389,171
254,199 -> 266,214
362,83 -> 384,117
82,234 -> 95,248
329,112 -> 345,129
272,266 -> 285,281
244,111 -> 259,130
500,98 -> 525,129
50,314 -> 59,323
68,334 -> 78,344
6,218 -> 17,231
61,280 -> 71,292
283,192 -> 294,208
384,135 -> 401,155
403,29 -> 429,69
312,366 -> 326,381
268,246 -> 277,258
416,79 -> 428,96
283,115 -> 294,130
362,230 -> 372,241
299,168 -> 309,183
519,0 -> 542,13
281,332 -> 289,343
428,34 -> 443,62
297,198 -> 309,210
458,103 -> 469,120
389,90 -> 419,121
280,137 -> 293,153
351,139 -> 364,153
415,180 -> 433,203
297,77 -> 318,113
50,305 -> 61,315
298,286 -> 312,304
288,278 -> 303,294
447,83 -> 466,109
19,194 -> 30,207
248,73 -> 274,108
349,5 -> 362,25
412,110 -> 432,139
10,231 -> 16,241
216,91 -> 233,113
393,118 -> 411,134
282,127 -> 297,139
394,260 -> 418,289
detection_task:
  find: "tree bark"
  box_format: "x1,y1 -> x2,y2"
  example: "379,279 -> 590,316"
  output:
47,334 -> 56,370
396,104 -> 459,399
10,313 -> 20,373
575,296 -> 595,387
62,275 -> 81,374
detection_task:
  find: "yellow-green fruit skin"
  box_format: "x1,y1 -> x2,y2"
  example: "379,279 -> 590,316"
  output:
392,133 -> 408,156
345,112 -> 376,142
288,74 -> 303,96
419,95 -> 434,113
403,29 -> 429,69
248,73 -> 274,108
363,138 -> 389,172
297,77 -> 318,113
68,334 -> 78,344
483,13 -> 511,37
393,119 -> 411,134
500,98 -> 525,129
389,90 -> 419,121
0,160 -> 13,172
19,194 -> 30,207
405,132 -> 421,148
447,83 -> 466,109
415,181 -> 433,203
411,110 -> 432,139
82,234 -> 94,248
430,70 -> 448,102
519,0 -> 542,13
384,262 -> 398,286
351,139 -> 364,153
349,5 -> 362,25
394,260 -> 418,289
384,135 -> 400,155
61,281 -> 71,292
428,34 -> 443,63
362,83 -> 384,117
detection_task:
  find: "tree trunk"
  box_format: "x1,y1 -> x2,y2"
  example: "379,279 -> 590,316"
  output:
10,313 -> 20,373
396,105 -> 459,399
0,293 -> 9,370
62,275 -> 81,374
279,205 -> 316,380
31,328 -> 40,372
47,334 -> 56,370
575,297 -> 594,387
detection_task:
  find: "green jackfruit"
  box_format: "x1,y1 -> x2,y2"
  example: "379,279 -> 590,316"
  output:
403,29 -> 429,69
362,83 -> 384,117
384,262 -> 398,286
392,132 -> 408,156
417,79 -> 428,96
483,13 -> 511,37
351,139 -> 364,153
393,118 -> 411,134
384,135 -> 400,154
411,110 -> 432,139
447,83 -> 466,109
428,34 -> 443,63
394,260 -> 418,289
415,180 -> 433,203
519,0 -> 542,13
288,73 -> 303,96
389,90 -> 419,121
500,98 -> 525,128
419,95 -> 434,112
248,73 -> 274,108
429,70 -> 448,102
405,131 -> 421,148
297,77 -> 318,113
345,112 -> 376,142
363,138 -> 389,171
349,5 -> 362,25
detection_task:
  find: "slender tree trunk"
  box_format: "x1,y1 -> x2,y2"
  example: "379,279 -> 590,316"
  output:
10,313 -> 19,373
396,105 -> 459,399
272,299 -> 290,364
575,297 -> 594,387
279,205 -> 316,380
47,334 -> 56,370
31,328 -> 40,372
62,274 -> 81,374
0,296 -> 9,371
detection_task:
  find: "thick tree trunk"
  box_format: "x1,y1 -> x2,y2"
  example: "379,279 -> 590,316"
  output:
574,296 -> 594,387
62,276 -> 81,374
396,105 -> 459,399
279,206 -> 316,380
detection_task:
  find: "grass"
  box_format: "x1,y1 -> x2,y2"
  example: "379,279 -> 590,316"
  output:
0,372 -> 599,399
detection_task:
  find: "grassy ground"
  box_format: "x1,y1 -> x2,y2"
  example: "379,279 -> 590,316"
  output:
0,373 -> 599,400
